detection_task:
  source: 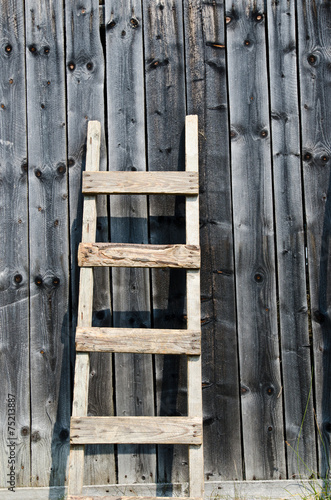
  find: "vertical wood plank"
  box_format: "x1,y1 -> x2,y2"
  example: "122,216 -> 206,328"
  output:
225,0 -> 286,479
297,0 -> 331,478
105,0 -> 156,484
0,0 -> 30,487
184,0 -> 243,480
65,0 -> 115,485
143,0 -> 188,484
68,122 -> 100,496
25,0 -> 70,486
185,115 -> 204,498
266,0 -> 317,478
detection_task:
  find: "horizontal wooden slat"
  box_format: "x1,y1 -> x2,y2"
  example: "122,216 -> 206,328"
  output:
68,497 -> 202,500
70,417 -> 202,445
76,327 -> 201,354
78,243 -> 200,269
82,171 -> 199,194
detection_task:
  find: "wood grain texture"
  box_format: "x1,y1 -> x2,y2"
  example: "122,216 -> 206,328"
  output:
25,0 -> 70,487
83,171 -> 199,195
143,0 -> 189,484
225,0 -> 286,479
105,0 -> 156,485
296,0 -> 331,478
266,0 -> 317,479
70,417 -> 202,445
0,0 -> 30,487
78,243 -> 200,269
68,497 -> 201,500
65,0 -> 115,486
76,327 -> 201,354
184,0 -> 243,481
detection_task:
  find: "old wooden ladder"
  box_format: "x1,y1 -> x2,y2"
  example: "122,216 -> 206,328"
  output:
68,116 -> 204,500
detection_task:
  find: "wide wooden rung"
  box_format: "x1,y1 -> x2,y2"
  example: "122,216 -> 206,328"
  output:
70,416 -> 202,445
82,171 -> 199,195
76,327 -> 201,354
78,243 -> 200,269
68,497 -> 202,500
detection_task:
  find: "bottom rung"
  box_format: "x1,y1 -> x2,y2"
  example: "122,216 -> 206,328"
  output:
68,497 -> 202,500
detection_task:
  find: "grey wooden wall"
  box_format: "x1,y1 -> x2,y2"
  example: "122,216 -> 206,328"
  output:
1,0 -> 331,489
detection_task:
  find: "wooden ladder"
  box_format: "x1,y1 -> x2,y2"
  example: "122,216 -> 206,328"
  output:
68,116 -> 204,500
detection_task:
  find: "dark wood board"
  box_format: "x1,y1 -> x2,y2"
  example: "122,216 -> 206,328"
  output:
25,0 -> 70,486
266,0 -> 317,478
105,0 -> 156,484
184,0 -> 243,481
0,0 -> 30,487
225,0 -> 286,479
65,0 -> 115,485
296,0 -> 331,479
143,0 -> 189,484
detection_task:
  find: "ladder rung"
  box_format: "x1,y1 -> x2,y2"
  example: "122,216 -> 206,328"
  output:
82,171 -> 199,195
70,417 -> 202,445
68,497 -> 202,500
76,327 -> 201,354
78,243 -> 200,269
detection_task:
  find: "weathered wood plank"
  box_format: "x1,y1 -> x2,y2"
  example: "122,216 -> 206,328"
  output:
225,0 -> 286,479
143,0 -> 188,483
70,417 -> 202,445
266,0 -> 317,479
76,327 -> 201,354
25,0 -> 70,487
184,0 -> 243,481
78,243 -> 200,269
65,0 -> 115,486
0,0 -> 30,487
68,122 -> 100,496
83,171 -> 199,195
68,497 -> 201,500
185,116 -> 204,498
105,0 -> 156,485
296,0 -> 331,478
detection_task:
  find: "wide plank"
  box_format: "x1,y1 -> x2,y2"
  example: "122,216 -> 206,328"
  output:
78,243 -> 200,269
83,171 -> 198,195
70,417 -> 202,445
68,497 -> 201,500
25,0 -> 70,486
76,327 -> 200,354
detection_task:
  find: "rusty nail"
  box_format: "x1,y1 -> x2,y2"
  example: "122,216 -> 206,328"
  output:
14,274 -> 22,283
35,276 -> 43,286
68,62 -> 75,71
5,44 -> 12,52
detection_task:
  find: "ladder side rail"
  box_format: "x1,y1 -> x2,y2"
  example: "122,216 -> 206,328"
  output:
68,121 -> 101,495
185,115 -> 204,498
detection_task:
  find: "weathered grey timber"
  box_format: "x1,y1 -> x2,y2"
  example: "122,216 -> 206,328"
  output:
105,0 -> 156,485
65,0 -> 115,486
297,0 -> 331,478
266,0 -> 317,478
225,0 -> 286,479
143,0 -> 189,484
25,0 -> 70,486
184,0 -> 243,481
0,0 -> 30,487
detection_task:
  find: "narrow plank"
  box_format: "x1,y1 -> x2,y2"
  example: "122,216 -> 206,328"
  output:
76,327 -> 201,354
25,0 -> 70,487
184,0 -> 243,481
70,417 -> 202,445
225,0 -> 286,479
83,171 -> 199,195
0,0 -> 30,487
296,0 -> 331,478
65,0 -> 115,486
68,122 -> 99,496
78,243 -> 200,269
266,0 -> 317,479
105,0 -> 156,485
185,116 -> 204,498
143,0 -> 188,483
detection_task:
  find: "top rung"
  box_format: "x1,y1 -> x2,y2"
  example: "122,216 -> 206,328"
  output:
82,171 -> 199,195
